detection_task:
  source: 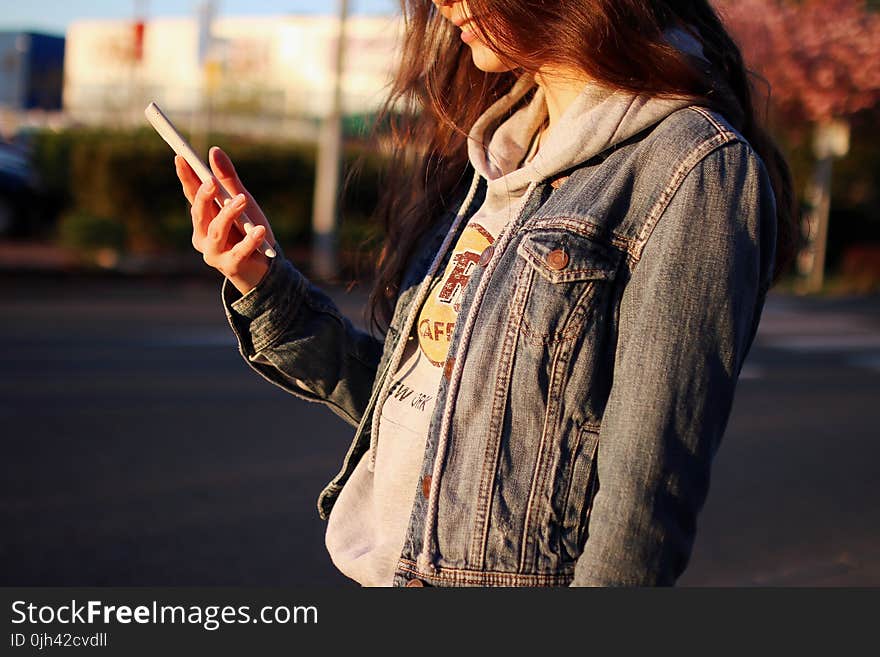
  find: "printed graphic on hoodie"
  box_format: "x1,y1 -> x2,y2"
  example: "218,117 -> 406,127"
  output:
378,221 -> 494,431
417,222 -> 494,366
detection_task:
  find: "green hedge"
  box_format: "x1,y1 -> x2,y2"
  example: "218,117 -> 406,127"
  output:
28,112 -> 880,283
30,127 -> 383,266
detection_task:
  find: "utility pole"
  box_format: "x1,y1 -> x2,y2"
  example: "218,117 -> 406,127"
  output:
192,0 -> 217,158
129,0 -> 148,124
311,0 -> 349,282
797,119 -> 850,294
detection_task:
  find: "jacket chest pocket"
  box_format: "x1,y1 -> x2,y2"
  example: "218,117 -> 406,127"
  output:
514,228 -> 621,347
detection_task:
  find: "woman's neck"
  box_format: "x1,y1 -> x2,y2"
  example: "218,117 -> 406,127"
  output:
534,66 -> 593,134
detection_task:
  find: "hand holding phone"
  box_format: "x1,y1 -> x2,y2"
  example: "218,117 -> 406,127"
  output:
145,101 -> 277,259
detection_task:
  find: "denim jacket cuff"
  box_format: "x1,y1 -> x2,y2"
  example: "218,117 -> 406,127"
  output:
221,243 -> 309,355
225,243 -> 290,320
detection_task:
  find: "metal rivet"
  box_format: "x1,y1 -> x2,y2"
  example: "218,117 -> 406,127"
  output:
478,244 -> 495,266
421,475 -> 432,499
547,249 -> 569,271
406,578 -> 425,587
443,357 -> 455,381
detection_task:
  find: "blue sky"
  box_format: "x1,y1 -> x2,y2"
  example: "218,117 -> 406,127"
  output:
0,1 -> 398,36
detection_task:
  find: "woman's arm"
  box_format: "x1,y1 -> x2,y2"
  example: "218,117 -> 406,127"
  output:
176,147 -> 383,428
571,140 -> 778,586
221,251 -> 383,429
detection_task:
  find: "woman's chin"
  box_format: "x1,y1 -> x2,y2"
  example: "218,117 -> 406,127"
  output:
468,44 -> 514,73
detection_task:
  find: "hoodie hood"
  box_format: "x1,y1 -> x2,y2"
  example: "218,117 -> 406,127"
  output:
467,28 -> 707,215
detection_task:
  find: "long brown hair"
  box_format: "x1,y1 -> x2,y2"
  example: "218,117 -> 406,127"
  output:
366,0 -> 796,331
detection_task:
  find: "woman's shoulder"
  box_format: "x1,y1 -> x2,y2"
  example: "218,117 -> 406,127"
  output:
551,103 -> 761,205
542,104 -> 761,208
636,104 -> 757,172
532,103 -> 772,265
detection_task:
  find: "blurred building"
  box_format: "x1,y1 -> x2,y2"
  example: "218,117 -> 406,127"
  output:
62,15 -> 402,129
0,32 -> 65,111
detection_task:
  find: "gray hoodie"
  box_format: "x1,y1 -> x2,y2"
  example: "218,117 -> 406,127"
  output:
470,71 -> 695,217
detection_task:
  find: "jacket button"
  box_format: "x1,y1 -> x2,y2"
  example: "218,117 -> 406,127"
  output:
546,249 -> 569,271
478,244 -> 495,266
421,474 -> 432,499
443,357 -> 455,381
405,578 -> 425,587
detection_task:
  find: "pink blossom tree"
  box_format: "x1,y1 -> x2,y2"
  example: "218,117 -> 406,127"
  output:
715,0 -> 880,290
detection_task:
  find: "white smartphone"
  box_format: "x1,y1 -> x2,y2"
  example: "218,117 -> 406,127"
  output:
144,101 -> 277,258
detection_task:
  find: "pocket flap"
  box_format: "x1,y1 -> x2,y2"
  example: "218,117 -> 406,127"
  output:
516,229 -> 621,284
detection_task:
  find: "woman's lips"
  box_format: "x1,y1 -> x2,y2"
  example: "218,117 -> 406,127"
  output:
451,14 -> 478,44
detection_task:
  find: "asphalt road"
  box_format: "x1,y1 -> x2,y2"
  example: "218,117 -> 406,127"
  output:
1,273 -> 879,586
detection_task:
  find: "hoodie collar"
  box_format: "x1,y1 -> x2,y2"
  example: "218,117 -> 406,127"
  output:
467,28 -> 708,199
468,73 -> 694,194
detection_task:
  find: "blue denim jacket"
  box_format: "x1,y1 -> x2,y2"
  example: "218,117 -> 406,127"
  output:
222,105 -> 777,586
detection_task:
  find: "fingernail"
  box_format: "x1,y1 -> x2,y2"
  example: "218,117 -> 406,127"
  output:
234,193 -> 246,206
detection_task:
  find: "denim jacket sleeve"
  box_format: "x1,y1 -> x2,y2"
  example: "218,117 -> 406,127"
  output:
570,140 -> 777,586
221,244 -> 383,428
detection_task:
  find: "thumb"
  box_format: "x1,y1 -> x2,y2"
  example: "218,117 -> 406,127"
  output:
209,146 -> 246,197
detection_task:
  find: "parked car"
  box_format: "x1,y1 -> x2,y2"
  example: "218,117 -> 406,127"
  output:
0,140 -> 38,237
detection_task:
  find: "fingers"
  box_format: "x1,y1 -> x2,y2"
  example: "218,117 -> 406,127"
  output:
228,223 -> 267,263
202,193 -> 248,260
207,146 -> 277,247
209,147 -> 248,198
191,176 -> 220,237
177,148 -> 276,271
174,155 -> 201,204
201,194 -> 267,282
178,148 -> 247,204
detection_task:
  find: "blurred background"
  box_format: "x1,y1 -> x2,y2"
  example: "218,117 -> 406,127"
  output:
1,0 -> 878,587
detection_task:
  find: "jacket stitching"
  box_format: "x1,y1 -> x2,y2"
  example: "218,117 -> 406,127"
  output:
523,217 -> 633,256
397,559 -> 574,586
518,282 -> 588,572
687,106 -> 736,139
525,108 -> 738,265
563,428 -> 600,558
520,316 -> 582,343
557,429 -> 583,560
633,131 -> 734,262
422,180 -> 540,571
518,242 -> 617,280
470,254 -> 535,567
519,281 -> 601,345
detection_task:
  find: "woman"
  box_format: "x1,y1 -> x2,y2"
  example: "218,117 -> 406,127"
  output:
175,0 -> 794,586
